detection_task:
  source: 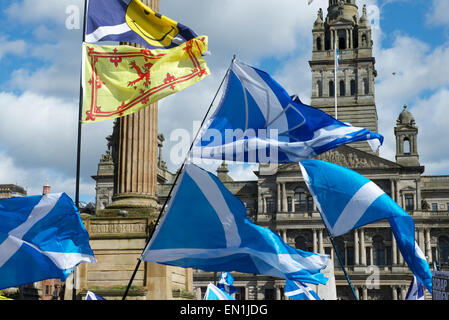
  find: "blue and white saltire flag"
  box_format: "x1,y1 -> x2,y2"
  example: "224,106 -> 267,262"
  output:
204,283 -> 235,300
217,272 -> 238,295
299,159 -> 433,293
405,276 -> 425,300
192,60 -> 383,164
285,280 -> 320,300
141,164 -> 330,285
0,193 -> 96,290
336,48 -> 340,71
85,291 -> 106,300
85,0 -> 198,49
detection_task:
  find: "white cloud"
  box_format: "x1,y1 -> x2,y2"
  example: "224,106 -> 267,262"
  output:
0,36 -> 27,61
426,0 -> 449,27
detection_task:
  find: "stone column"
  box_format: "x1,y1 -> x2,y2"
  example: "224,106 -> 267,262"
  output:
275,286 -> 281,300
108,0 -> 160,211
282,183 -> 288,213
282,230 -> 287,243
392,286 -> 398,300
360,228 -> 367,266
318,229 -> 324,254
363,287 -> 368,300
425,228 -> 432,260
313,229 -> 318,253
354,229 -> 359,266
392,231 -> 397,265
277,183 -> 281,212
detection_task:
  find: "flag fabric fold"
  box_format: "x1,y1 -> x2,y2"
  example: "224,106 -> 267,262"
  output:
217,272 -> 238,295
0,193 -> 96,290
85,291 -> 106,300
299,159 -> 433,293
192,60 -> 383,164
204,283 -> 235,300
405,276 -> 425,300
141,163 -> 330,285
86,0 -> 198,49
285,279 -> 320,300
82,37 -> 209,123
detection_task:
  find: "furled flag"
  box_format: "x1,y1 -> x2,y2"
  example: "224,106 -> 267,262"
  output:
405,276 -> 425,300
0,193 -> 96,290
86,0 -> 198,49
192,59 -> 383,164
336,47 -> 340,71
141,164 -> 330,285
82,37 -> 209,123
85,291 -> 106,300
285,279 -> 320,300
204,283 -> 235,300
299,159 -> 433,293
217,272 -> 238,295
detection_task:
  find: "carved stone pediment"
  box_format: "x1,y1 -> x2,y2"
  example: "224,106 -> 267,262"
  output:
278,145 -> 401,172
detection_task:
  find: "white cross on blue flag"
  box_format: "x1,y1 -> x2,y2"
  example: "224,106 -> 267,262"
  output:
204,283 -> 235,300
299,159 -> 433,293
193,59 -> 383,164
0,193 -> 96,290
285,279 -> 320,300
217,272 -> 238,295
141,164 -> 330,284
405,276 -> 425,300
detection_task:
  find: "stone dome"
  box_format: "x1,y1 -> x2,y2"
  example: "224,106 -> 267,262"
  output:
398,105 -> 415,125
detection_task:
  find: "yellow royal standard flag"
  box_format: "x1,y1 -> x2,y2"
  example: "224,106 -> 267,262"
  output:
82,36 -> 209,123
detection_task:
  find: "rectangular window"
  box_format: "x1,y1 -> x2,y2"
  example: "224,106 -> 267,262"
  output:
405,194 -> 414,211
266,198 -> 275,213
432,203 -> 438,212
264,288 -> 275,300
235,287 -> 246,300
287,197 -> 292,213
447,203 -> 449,211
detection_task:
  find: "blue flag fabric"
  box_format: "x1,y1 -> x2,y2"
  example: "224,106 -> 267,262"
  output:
86,0 -> 198,49
0,193 -> 96,290
299,159 -> 433,293
217,272 -> 238,295
85,291 -> 106,300
285,280 -> 320,300
192,60 -> 383,164
405,276 -> 425,300
204,283 -> 235,300
141,164 -> 330,285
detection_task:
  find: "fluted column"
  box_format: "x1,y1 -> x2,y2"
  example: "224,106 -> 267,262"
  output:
425,228 -> 432,260
108,0 -> 160,211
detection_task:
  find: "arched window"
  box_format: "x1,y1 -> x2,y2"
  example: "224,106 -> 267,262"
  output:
350,79 -> 356,96
438,236 -> 449,266
329,81 -> 335,97
403,138 -> 411,154
340,80 -> 346,96
317,80 -> 323,97
373,236 -> 385,266
316,37 -> 322,51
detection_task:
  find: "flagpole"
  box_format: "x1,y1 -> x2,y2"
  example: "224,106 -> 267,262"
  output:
73,0 -> 88,301
121,61 -> 232,300
323,225 -> 359,300
334,37 -> 338,120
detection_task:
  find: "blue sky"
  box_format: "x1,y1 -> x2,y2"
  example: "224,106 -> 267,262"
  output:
1,0 -> 449,203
